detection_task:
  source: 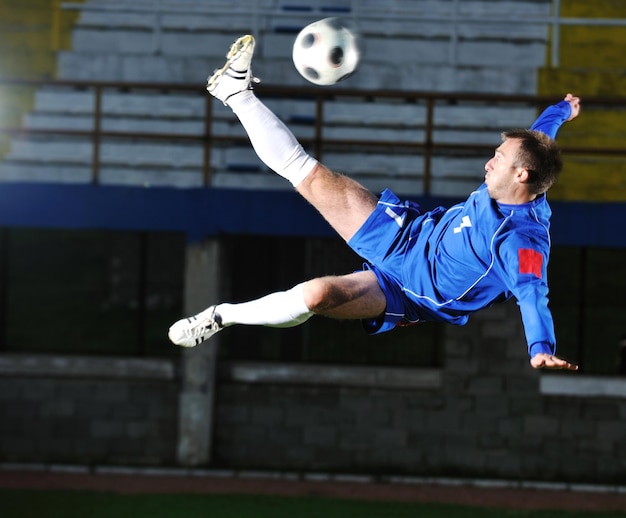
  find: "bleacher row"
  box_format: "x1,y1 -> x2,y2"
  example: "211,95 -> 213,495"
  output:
57,0 -> 550,88
0,0 -> 552,196
0,86 -> 537,194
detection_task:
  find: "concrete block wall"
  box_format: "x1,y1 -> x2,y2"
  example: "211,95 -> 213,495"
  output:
212,300 -> 626,483
0,302 -> 624,482
0,356 -> 179,466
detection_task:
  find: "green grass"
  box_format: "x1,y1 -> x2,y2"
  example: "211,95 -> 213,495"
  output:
0,490 -> 623,518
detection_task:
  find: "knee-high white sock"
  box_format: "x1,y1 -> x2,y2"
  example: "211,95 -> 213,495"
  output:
227,91 -> 318,187
216,282 -> 314,328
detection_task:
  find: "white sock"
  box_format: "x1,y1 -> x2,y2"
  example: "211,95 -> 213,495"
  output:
216,282 -> 314,328
227,91 -> 318,187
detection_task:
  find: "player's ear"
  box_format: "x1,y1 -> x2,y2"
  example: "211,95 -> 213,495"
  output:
515,167 -> 531,184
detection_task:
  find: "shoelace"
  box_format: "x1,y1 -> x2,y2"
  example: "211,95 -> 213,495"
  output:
184,315 -> 217,339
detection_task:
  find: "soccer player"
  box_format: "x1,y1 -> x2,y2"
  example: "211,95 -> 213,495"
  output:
168,35 -> 581,371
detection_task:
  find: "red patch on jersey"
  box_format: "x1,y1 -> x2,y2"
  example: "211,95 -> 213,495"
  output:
518,248 -> 543,279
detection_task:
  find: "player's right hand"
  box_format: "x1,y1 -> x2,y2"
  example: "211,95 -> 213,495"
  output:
564,93 -> 581,121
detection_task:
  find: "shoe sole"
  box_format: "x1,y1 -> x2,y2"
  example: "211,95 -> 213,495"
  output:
207,35 -> 254,91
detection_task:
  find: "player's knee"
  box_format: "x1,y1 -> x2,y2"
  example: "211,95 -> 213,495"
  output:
302,277 -> 344,313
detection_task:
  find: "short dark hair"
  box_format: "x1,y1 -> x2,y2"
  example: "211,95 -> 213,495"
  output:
502,129 -> 563,195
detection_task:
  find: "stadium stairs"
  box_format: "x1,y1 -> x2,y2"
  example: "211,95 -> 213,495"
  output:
1,0 -> 550,197
0,0 -> 623,244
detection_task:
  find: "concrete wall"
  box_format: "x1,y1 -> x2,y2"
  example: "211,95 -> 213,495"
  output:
212,300 -> 626,483
0,356 -> 178,465
2,299 -> 624,483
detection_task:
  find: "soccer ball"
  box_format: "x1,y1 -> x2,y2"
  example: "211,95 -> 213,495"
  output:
292,18 -> 360,86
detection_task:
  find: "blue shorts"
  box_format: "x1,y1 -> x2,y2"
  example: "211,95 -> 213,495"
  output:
347,188 -> 443,334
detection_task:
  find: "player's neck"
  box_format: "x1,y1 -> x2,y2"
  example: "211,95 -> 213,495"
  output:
495,183 -> 538,205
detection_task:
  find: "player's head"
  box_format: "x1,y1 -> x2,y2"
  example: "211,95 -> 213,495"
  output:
501,129 -> 563,195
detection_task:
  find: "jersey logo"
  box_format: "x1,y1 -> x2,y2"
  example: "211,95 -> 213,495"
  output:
518,248 -> 543,278
453,215 -> 472,234
385,207 -> 406,227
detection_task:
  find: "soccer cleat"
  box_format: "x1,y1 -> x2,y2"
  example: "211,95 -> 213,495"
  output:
168,306 -> 224,347
207,34 -> 260,105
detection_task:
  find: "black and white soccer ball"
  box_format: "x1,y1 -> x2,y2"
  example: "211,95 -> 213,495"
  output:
292,18 -> 360,86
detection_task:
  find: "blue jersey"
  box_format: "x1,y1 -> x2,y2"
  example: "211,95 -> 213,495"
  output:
348,100 -> 573,359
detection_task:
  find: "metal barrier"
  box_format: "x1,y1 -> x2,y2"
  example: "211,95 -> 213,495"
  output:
1,78 -> 625,195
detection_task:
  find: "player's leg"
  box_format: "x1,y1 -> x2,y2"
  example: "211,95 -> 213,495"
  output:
228,92 -> 376,241
303,269 -> 386,318
295,163 -> 377,242
207,35 -> 378,242
168,270 -> 385,347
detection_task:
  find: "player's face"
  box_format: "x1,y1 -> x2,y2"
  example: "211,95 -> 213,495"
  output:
484,138 -> 523,201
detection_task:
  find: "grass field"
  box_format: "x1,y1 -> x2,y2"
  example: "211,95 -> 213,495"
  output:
0,490 -> 624,518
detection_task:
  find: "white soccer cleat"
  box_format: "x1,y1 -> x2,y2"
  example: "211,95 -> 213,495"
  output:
207,34 -> 260,105
168,306 -> 224,347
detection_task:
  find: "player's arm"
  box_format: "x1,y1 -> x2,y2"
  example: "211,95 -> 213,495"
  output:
530,93 -> 581,138
516,289 -> 577,370
497,241 -> 579,371
518,298 -> 578,371
518,295 -> 578,370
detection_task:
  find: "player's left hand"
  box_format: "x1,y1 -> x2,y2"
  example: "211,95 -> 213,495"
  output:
564,93 -> 581,121
530,353 -> 578,371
